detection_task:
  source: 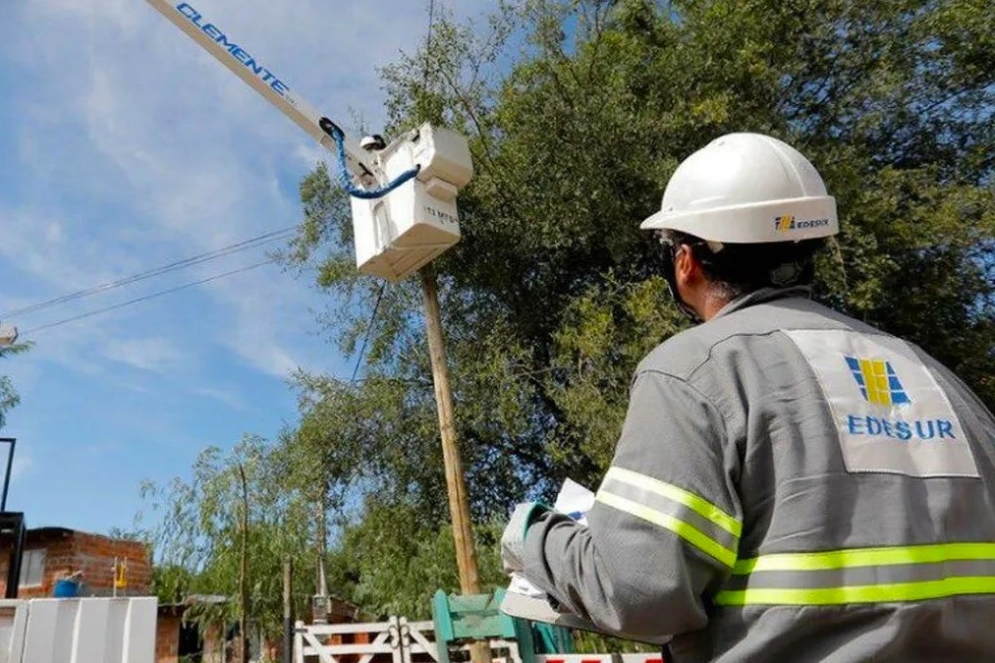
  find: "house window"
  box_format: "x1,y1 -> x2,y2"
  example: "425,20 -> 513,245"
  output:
19,549 -> 45,587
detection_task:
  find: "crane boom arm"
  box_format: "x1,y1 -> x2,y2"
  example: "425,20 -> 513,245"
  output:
143,0 -> 475,282
144,0 -> 378,182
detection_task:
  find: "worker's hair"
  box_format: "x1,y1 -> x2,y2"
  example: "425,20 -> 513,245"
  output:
664,230 -> 825,300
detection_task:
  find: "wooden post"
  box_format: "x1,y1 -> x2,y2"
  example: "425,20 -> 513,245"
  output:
283,559 -> 293,663
419,265 -> 492,663
238,463 -> 250,663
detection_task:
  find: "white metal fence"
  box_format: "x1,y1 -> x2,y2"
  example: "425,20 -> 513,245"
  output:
294,618 -> 663,663
294,616 -> 522,663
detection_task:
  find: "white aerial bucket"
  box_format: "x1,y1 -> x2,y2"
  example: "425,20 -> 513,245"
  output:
351,124 -> 473,281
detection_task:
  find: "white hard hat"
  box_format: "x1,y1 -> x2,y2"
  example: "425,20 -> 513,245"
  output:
640,133 -> 838,244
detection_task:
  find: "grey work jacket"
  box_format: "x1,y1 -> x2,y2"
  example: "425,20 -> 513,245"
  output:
522,289 -> 995,662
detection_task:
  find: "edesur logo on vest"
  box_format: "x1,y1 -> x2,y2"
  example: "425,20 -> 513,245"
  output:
844,355 -> 955,441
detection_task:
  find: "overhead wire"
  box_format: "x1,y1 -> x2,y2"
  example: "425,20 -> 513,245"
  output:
20,259 -> 277,336
426,0 -> 436,81
1,226 -> 296,320
350,284 -> 386,382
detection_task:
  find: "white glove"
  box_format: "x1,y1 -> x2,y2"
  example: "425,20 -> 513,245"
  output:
500,502 -> 548,576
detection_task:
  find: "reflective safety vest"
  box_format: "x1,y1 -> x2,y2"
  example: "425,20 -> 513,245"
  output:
520,289 -> 995,663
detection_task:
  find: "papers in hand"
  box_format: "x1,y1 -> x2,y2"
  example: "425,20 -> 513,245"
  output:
506,478 -> 594,600
501,573 -> 609,632
553,478 -> 596,524
499,479 -> 672,646
500,479 -> 602,630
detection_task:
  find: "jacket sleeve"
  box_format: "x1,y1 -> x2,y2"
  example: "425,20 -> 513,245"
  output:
522,370 -> 742,641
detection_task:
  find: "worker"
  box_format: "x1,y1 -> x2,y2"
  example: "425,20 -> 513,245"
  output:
501,133 -> 995,662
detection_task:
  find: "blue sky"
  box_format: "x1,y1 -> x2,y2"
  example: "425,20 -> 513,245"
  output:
0,0 -> 488,535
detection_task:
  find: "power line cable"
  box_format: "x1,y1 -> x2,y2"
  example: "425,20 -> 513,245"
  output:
21,259 -> 276,336
426,0 -> 436,64
2,226 -> 295,320
423,0 -> 436,88
350,283 -> 386,382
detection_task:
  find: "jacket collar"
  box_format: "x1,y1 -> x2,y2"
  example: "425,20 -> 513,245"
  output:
711,286 -> 812,321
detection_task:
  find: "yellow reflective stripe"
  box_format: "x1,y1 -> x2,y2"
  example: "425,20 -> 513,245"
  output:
715,576 -> 995,606
733,542 -> 995,575
596,490 -> 737,567
606,466 -> 741,537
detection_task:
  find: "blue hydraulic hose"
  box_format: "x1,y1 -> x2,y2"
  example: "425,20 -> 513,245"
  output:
321,119 -> 421,200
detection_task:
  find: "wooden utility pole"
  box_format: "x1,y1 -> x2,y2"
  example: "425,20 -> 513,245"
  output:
238,463 -> 250,663
419,264 -> 491,663
283,559 -> 293,663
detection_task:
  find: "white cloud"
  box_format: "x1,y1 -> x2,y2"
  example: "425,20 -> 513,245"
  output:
103,336 -> 187,373
44,222 -> 64,244
0,207 -> 118,295
11,455 -> 32,481
191,386 -> 244,410
0,0 -> 498,535
2,0 -> 494,384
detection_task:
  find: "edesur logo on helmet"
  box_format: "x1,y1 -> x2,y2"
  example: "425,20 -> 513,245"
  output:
640,133 -> 838,246
774,215 -> 832,233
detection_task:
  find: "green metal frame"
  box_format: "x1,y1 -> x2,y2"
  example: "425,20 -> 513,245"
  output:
431,589 -> 573,663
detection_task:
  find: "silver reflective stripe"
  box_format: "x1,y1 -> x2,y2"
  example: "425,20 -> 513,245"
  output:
596,466 -> 740,567
716,542 -> 995,606
600,476 -> 738,553
721,558 -> 995,592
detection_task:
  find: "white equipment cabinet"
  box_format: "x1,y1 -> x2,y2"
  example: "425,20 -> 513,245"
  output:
0,597 -> 157,663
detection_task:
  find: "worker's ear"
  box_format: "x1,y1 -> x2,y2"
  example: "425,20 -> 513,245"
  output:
674,244 -> 703,288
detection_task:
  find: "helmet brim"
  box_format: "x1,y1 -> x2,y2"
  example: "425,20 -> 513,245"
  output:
640,196 -> 838,243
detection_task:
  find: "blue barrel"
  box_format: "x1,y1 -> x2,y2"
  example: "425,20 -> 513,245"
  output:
53,579 -> 79,598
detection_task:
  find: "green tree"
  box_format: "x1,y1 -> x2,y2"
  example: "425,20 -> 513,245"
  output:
0,342 -> 30,429
322,500 -> 506,619
139,435 -> 319,641
272,368 -> 514,617
278,0 -> 993,615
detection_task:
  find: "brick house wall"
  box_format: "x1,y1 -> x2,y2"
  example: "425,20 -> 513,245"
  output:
156,613 -> 181,663
0,527 -> 152,598
156,611 -> 225,663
